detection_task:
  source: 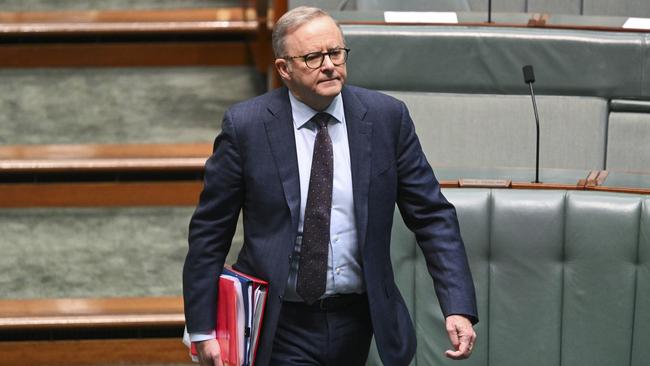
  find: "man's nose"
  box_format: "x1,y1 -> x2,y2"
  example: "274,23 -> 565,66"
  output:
320,54 -> 335,70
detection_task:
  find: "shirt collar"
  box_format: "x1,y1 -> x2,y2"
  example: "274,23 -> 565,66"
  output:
289,92 -> 345,130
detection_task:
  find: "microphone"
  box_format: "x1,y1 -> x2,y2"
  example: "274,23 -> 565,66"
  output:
488,0 -> 493,23
522,65 -> 541,183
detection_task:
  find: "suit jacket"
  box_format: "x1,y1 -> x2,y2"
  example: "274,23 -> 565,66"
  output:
183,85 -> 478,366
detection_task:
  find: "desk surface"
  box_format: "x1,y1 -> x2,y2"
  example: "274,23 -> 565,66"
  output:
333,11 -> 644,32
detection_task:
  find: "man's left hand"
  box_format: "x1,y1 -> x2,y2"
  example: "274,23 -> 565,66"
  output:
444,314 -> 476,360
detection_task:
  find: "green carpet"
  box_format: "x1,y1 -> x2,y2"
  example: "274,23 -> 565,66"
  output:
0,67 -> 261,145
0,206 -> 243,299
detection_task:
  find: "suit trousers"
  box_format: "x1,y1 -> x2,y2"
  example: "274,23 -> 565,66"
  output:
269,294 -> 373,366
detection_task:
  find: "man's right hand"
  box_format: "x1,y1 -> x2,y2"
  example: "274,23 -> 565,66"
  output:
196,339 -> 223,366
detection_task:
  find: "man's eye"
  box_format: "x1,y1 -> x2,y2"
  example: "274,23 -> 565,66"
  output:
304,53 -> 321,62
330,49 -> 342,56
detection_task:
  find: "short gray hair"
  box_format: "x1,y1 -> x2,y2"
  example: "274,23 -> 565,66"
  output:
272,6 -> 345,58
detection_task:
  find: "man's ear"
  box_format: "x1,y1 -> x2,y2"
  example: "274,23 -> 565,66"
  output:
275,58 -> 291,81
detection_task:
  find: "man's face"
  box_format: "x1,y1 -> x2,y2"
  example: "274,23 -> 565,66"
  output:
275,16 -> 347,111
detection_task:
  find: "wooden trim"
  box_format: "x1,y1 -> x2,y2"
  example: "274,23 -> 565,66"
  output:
0,338 -> 191,366
0,181 -> 202,207
511,182 -> 586,190
458,178 -> 512,188
268,0 -> 286,89
0,8 -> 256,23
587,186 -> 650,195
0,143 -> 213,160
0,42 -> 254,67
0,296 -> 183,330
0,143 -> 211,173
0,157 -> 206,173
338,20 -> 650,34
441,177 -> 649,194
440,180 -> 460,188
0,8 -> 259,36
0,20 -> 257,36
272,0 -> 288,23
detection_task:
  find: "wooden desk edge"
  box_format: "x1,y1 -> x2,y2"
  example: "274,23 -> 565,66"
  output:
0,296 -> 185,330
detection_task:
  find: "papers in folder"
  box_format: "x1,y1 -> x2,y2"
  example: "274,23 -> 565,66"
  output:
183,266 -> 268,366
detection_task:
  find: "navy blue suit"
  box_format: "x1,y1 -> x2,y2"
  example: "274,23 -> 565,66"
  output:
183,85 -> 478,366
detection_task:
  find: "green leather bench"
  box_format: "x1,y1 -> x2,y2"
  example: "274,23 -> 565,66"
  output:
341,24 -> 650,175
367,188 -> 650,365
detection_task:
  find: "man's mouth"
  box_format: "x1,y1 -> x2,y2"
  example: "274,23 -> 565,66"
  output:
318,77 -> 339,84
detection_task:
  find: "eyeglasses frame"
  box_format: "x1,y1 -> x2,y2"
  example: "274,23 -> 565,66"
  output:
282,47 -> 351,69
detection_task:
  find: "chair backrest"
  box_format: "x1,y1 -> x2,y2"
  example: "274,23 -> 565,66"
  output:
386,91 -> 608,170
343,25 -> 649,99
606,100 -> 650,173
373,188 -> 650,366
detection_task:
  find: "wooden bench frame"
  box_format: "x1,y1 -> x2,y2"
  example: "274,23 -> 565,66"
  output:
0,297 -> 188,366
0,296 -> 184,331
0,1 -> 288,75
0,143 -> 212,175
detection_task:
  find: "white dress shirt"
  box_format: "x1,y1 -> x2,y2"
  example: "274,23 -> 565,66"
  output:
283,91 -> 364,302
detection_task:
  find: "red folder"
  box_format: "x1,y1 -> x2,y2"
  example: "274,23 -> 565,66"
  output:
186,266 -> 268,366
216,276 -> 240,365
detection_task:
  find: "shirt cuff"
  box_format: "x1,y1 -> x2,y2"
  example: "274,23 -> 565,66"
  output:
189,330 -> 216,343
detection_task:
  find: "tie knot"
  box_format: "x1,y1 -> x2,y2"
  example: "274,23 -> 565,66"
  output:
312,112 -> 331,129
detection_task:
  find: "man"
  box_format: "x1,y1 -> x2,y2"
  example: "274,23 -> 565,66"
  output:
183,6 -> 477,366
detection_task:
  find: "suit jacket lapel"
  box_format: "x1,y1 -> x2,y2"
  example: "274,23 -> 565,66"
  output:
342,86 -> 372,251
264,87 -> 301,232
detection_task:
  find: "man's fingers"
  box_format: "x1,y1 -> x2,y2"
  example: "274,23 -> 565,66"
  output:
197,339 -> 223,366
445,336 -> 471,360
444,315 -> 476,360
445,348 -> 463,359
446,325 -> 460,348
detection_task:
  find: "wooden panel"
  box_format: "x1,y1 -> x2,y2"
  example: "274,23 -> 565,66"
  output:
511,182 -> 585,190
0,338 -> 192,366
440,180 -> 460,188
272,0 -> 288,23
0,157 -> 206,173
0,42 -> 254,67
588,186 -> 650,195
0,8 -> 259,36
0,20 -> 256,36
0,8 -> 256,23
0,296 -> 183,317
0,297 -> 184,330
0,143 -> 212,173
0,143 -> 213,160
0,181 -> 202,207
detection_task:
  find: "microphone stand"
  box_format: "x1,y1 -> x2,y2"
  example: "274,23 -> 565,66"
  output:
523,65 -> 541,184
528,82 -> 540,184
488,0 -> 492,23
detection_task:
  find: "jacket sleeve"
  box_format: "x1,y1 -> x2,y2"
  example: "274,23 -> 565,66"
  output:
183,110 -> 245,333
394,101 -> 478,324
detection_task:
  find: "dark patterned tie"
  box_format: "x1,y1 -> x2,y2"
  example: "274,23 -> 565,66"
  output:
296,112 -> 333,304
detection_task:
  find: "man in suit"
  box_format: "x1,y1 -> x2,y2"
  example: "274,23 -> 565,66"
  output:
183,6 -> 478,366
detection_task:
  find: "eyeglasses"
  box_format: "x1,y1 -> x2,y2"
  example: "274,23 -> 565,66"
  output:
283,47 -> 350,69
